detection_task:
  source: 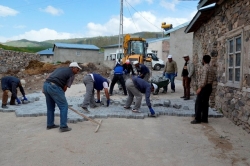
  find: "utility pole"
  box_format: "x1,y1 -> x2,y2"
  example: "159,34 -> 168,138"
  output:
118,0 -> 123,55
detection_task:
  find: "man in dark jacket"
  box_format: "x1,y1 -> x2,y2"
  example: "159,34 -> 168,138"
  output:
123,76 -> 157,117
133,61 -> 150,81
43,62 -> 81,132
81,73 -> 110,112
1,76 -> 28,108
122,60 -> 135,77
109,62 -> 127,96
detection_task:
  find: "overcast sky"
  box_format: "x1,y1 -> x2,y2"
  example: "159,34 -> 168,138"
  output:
0,0 -> 198,43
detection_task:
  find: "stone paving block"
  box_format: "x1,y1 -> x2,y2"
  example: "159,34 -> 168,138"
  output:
29,113 -> 38,117
153,103 -> 163,107
183,106 -> 189,110
113,101 -> 120,106
22,114 -> 30,117
173,104 -> 182,109
163,100 -> 171,107
0,109 -> 15,112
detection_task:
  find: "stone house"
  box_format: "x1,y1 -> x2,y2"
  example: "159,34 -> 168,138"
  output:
37,48 -> 53,63
185,0 -> 250,132
164,22 -> 193,80
53,43 -> 101,64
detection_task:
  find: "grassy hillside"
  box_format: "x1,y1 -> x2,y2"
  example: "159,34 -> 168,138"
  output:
0,43 -> 47,53
3,31 -> 162,49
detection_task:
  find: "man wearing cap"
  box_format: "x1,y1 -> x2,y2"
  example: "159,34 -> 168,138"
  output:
1,76 -> 28,108
81,73 -> 110,112
162,55 -> 178,93
43,62 -> 81,132
109,62 -> 127,96
122,59 -> 135,78
124,76 -> 157,117
133,61 -> 150,81
181,54 -> 194,100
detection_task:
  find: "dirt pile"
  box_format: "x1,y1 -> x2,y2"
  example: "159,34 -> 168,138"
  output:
0,60 -> 112,96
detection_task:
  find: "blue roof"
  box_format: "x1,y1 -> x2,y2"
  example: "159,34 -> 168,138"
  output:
102,43 -> 122,48
37,48 -> 53,55
54,43 -> 99,51
164,22 -> 190,35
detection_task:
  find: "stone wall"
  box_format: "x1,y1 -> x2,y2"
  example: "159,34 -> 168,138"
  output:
0,49 -> 40,73
192,0 -> 250,133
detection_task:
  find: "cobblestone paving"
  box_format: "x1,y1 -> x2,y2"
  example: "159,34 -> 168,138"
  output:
0,91 -> 223,123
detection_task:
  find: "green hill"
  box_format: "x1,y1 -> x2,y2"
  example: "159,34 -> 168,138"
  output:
0,43 -> 48,53
3,31 -> 162,49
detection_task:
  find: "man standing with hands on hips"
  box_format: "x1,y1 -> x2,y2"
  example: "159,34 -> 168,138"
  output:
181,54 -> 194,100
162,55 -> 178,93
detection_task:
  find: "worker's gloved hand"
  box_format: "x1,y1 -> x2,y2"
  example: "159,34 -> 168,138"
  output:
23,96 -> 28,101
162,72 -> 165,76
175,73 -> 178,77
95,99 -> 101,103
124,69 -> 128,74
16,98 -> 21,104
148,107 -> 155,115
107,99 -> 110,107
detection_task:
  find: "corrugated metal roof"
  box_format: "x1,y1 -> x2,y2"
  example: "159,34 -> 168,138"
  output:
102,43 -> 122,48
164,22 -> 190,35
54,43 -> 99,50
37,48 -> 53,55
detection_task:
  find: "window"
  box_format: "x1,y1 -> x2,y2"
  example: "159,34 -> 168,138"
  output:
227,36 -> 241,83
76,51 -> 81,56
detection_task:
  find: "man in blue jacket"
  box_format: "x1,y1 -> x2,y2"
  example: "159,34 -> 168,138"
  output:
109,62 -> 127,96
43,62 -> 81,132
1,76 -> 28,108
81,73 -> 110,112
133,61 -> 150,81
123,76 -> 157,117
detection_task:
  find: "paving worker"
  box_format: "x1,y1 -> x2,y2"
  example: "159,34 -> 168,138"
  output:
133,61 -> 150,81
43,62 -> 81,132
81,73 -> 110,112
1,76 -> 28,108
122,59 -> 135,77
181,54 -> 194,100
191,55 -> 215,124
123,76 -> 157,117
109,62 -> 127,96
162,55 -> 178,93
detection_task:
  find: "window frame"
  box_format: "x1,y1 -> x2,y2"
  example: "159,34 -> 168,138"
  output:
76,51 -> 81,56
226,34 -> 242,88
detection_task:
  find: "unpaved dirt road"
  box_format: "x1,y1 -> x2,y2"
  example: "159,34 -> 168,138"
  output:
1,71 -> 250,166
1,111 -> 250,166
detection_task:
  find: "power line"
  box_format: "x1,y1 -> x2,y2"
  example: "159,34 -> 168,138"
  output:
124,0 -> 162,31
124,1 -> 140,32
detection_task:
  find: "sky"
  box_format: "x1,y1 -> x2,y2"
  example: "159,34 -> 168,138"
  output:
0,0 -> 199,43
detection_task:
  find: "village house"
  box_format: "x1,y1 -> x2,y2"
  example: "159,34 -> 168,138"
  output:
185,0 -> 250,132
37,48 -> 53,63
53,43 -> 101,64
